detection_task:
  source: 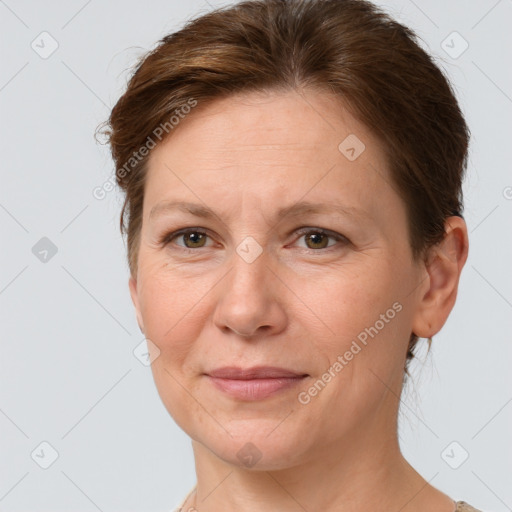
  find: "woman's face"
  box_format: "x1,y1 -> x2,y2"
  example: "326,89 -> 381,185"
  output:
129,89 -> 430,469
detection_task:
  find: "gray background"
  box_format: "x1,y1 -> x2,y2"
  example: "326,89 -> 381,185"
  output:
0,0 -> 510,511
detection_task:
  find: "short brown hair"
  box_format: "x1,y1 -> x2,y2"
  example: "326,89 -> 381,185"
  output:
99,0 -> 470,374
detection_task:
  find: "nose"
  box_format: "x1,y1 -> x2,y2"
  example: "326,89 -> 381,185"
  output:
212,245 -> 287,339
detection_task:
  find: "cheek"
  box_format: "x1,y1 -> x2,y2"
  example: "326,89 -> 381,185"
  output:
137,266 -> 212,429
301,265 -> 393,343
307,261 -> 412,380
137,242 -> 414,364
137,263 -> 213,365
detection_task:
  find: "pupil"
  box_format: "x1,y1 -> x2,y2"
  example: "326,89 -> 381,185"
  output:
308,233 -> 326,248
187,233 -> 204,247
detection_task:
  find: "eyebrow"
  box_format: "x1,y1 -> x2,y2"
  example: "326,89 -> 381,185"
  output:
149,200 -> 369,223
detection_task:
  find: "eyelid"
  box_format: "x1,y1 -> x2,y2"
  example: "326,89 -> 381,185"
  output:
160,226 -> 350,251
293,226 -> 349,242
159,227 -> 213,247
291,226 -> 350,250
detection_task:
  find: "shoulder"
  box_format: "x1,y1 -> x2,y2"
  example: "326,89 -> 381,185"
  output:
172,485 -> 197,512
171,494 -> 484,511
455,501 -> 484,512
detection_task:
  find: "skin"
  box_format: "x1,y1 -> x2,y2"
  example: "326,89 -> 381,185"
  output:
128,88 -> 468,512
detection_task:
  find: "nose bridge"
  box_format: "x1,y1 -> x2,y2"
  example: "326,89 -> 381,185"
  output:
224,193 -> 283,295
228,235 -> 271,299
212,234 -> 285,337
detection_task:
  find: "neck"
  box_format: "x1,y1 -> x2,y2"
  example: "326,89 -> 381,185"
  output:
186,420 -> 451,511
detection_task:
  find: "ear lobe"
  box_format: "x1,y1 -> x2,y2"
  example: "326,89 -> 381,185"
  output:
129,276 -> 145,335
411,216 -> 469,338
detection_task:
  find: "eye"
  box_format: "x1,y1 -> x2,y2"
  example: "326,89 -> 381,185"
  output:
161,228 -> 213,250
294,228 -> 349,251
159,227 -> 349,252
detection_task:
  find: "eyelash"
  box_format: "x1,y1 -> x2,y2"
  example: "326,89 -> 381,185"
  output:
159,227 -> 350,253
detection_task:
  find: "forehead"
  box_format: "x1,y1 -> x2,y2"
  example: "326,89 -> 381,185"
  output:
144,88 -> 403,227
152,88 -> 375,158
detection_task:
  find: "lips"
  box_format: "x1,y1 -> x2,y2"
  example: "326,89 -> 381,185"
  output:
205,366 -> 308,400
207,366 -> 307,379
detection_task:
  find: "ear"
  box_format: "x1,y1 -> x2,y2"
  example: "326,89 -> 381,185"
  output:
129,275 -> 145,335
411,216 -> 469,338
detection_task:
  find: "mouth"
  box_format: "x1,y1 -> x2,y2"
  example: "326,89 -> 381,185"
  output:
205,366 -> 309,401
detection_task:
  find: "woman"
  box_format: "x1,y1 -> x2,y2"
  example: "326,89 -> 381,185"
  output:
101,0 -> 482,510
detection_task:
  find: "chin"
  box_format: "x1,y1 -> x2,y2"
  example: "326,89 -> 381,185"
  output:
198,420 -> 311,471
